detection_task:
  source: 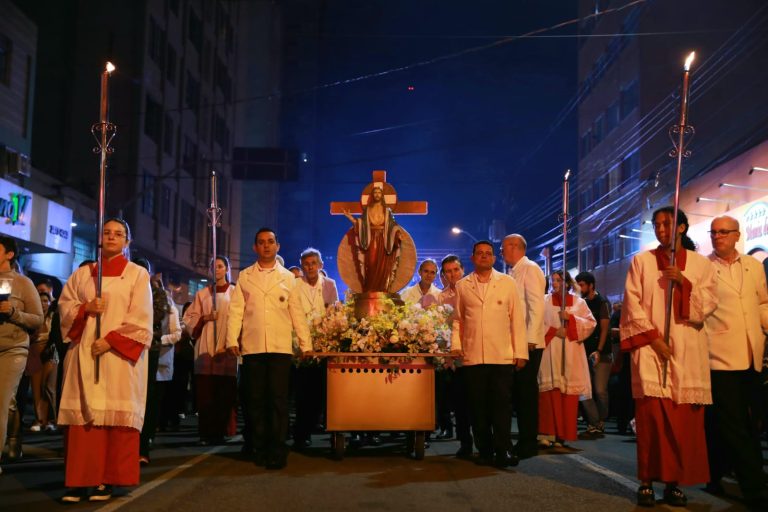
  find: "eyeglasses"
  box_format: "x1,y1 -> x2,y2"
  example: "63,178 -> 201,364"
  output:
103,230 -> 126,238
708,229 -> 739,237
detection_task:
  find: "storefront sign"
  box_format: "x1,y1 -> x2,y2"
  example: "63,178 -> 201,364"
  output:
45,199 -> 73,253
0,179 -> 33,240
743,201 -> 768,254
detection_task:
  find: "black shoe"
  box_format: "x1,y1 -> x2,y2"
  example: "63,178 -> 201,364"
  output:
89,484 -> 113,502
515,446 -> 538,460
455,445 -> 473,459
663,486 -> 687,507
61,488 -> 87,504
293,438 -> 312,451
636,485 -> 656,507
494,451 -> 519,468
704,481 -> 724,495
475,452 -> 494,466
266,455 -> 287,470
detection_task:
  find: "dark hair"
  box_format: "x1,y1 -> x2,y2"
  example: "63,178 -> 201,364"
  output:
181,300 -> 193,317
0,235 -> 19,263
36,278 -> 54,289
254,227 -> 277,244
104,217 -> 132,241
440,254 -> 463,272
472,240 -> 495,255
39,290 -> 52,303
652,207 -> 696,251
212,255 -> 232,284
79,259 -> 96,268
550,269 -> 574,291
134,257 -> 152,273
574,271 -> 595,287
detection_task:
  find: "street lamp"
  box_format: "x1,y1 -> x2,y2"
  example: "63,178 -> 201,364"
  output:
451,226 -> 479,243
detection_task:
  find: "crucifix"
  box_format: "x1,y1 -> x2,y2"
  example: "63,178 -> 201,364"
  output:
330,170 -> 429,216
332,171 -> 425,313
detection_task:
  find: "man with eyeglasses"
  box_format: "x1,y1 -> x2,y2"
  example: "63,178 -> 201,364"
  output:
450,240 -> 528,468
703,215 -> 768,507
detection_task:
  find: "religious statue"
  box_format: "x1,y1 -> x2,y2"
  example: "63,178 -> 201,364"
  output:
332,171 -> 424,318
343,185 -> 403,293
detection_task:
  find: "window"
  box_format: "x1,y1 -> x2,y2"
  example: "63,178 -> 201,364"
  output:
607,231 -> 619,262
141,172 -> 155,216
592,115 -> 604,146
621,224 -> 640,257
218,174 -> 228,208
159,184 -> 172,228
214,113 -> 230,153
144,95 -> 162,145
214,56 -> 232,101
621,151 -> 640,182
580,129 -> 592,157
182,136 -> 198,174
580,189 -> 592,211
189,9 -> 203,53
608,164 -> 621,191
620,80 -> 639,119
179,200 -> 195,239
148,17 -> 165,68
580,247 -> 589,270
166,45 -> 177,85
164,114 -> 174,156
185,71 -> 200,110
0,34 -> 11,85
73,236 -> 96,269
605,101 -> 620,133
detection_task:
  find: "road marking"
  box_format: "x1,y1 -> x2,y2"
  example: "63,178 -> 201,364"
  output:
97,446 -> 226,512
563,454 -> 638,491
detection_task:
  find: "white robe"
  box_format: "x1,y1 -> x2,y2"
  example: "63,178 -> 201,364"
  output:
538,292 -> 595,397
58,260 -> 152,430
620,248 -> 717,404
183,285 -> 238,376
401,283 -> 441,308
289,276 -> 339,350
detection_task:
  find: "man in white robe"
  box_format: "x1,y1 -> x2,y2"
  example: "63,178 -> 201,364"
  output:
401,259 -> 441,307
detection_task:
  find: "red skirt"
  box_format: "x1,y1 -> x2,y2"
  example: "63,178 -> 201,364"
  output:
635,397 -> 709,485
64,424 -> 140,487
538,389 -> 579,441
196,374 -> 237,438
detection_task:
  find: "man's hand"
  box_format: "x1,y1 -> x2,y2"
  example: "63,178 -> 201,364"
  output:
558,310 -> 571,321
449,349 -> 464,359
555,327 -> 567,339
589,350 -> 600,365
650,338 -> 672,361
227,345 -> 241,357
204,311 -> 218,322
91,338 -> 111,357
515,358 -> 527,370
301,350 -> 313,360
85,298 -> 107,315
0,301 -> 12,314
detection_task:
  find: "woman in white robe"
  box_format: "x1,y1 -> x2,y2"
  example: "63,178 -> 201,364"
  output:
57,218 -> 152,503
182,256 -> 238,444
620,207 -> 717,507
538,270 -> 595,445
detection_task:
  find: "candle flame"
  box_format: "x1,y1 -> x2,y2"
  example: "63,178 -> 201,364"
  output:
564,169 -> 571,181
106,61 -> 116,73
684,52 -> 695,71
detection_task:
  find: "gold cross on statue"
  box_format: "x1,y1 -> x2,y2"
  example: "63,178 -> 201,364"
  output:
330,170 -> 429,215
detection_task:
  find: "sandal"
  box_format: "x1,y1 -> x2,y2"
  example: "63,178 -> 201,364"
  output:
637,485 -> 656,507
663,486 -> 687,507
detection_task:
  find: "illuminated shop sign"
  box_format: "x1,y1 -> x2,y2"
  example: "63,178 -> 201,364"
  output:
0,179 -> 33,240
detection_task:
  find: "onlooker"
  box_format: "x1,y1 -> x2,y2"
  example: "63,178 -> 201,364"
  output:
0,235 -> 44,472
28,291 -> 59,433
574,272 -> 612,439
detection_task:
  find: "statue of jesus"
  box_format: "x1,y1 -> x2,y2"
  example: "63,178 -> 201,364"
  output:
343,185 -> 404,292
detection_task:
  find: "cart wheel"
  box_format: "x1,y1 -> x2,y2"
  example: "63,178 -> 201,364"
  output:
414,431 -> 425,460
333,432 -> 345,460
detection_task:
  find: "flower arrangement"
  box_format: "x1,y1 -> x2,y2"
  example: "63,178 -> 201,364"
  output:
311,297 -> 452,356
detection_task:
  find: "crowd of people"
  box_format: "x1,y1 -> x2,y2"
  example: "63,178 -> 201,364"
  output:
1,205 -> 767,509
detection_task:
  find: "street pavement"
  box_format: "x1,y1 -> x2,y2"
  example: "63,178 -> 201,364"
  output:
1,418 -> 762,511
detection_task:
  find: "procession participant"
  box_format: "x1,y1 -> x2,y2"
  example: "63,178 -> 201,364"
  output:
57,218 -> 152,503
0,235 -> 43,473
501,234 -> 546,459
574,271 -> 612,440
538,270 -> 595,447
401,259 -> 441,307
226,228 -> 309,470
620,207 -> 717,507
704,215 -> 768,507
437,255 -> 473,457
139,270 -> 181,464
183,256 -> 238,445
451,240 -> 528,468
289,248 -> 338,450
28,290 -> 59,433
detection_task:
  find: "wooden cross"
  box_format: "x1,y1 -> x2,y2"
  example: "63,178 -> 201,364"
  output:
330,170 -> 429,215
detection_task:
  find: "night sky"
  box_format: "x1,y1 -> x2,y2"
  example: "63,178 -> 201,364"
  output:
278,0 -> 578,283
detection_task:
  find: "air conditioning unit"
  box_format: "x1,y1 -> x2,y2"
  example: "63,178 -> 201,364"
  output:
0,146 -> 31,177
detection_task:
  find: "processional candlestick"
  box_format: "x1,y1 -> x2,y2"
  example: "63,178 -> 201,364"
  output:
91,62 -> 117,384
207,171 -> 223,344
560,169 -> 571,377
662,51 -> 696,388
